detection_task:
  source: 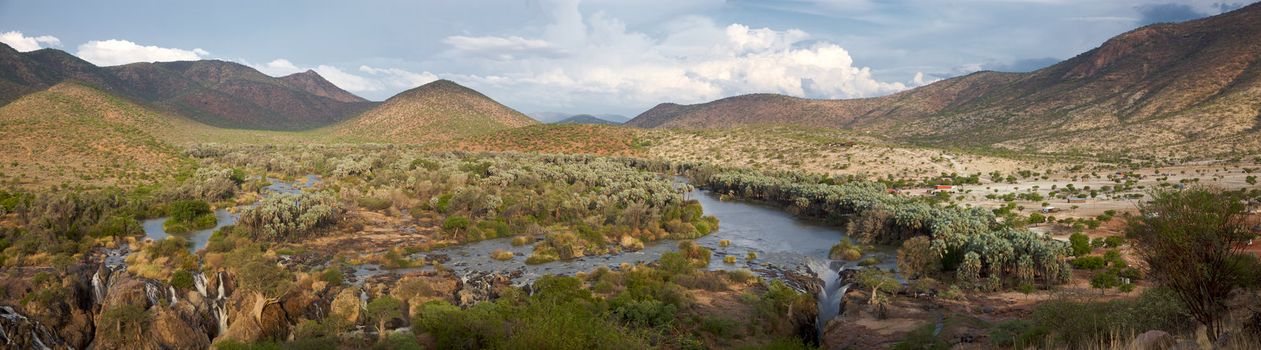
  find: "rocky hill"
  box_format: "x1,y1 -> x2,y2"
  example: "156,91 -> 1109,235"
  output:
0,45 -> 374,130
333,79 -> 536,143
628,3 -> 1261,156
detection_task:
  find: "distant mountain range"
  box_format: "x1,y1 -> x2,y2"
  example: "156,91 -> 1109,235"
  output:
530,111 -> 629,124
554,114 -> 623,125
0,44 -> 375,130
628,2 -> 1261,155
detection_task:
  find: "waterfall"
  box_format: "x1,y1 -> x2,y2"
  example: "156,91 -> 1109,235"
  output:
359,290 -> 369,310
0,306 -> 59,350
216,271 -> 226,300
90,270 -> 105,305
194,273 -> 208,297
144,282 -> 161,306
168,286 -> 179,305
215,304 -> 228,337
806,259 -> 847,338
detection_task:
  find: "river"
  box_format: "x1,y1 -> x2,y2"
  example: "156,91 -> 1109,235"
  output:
413,177 -> 897,329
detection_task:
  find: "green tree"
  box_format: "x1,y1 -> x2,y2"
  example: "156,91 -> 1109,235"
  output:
896,236 -> 937,279
366,295 -> 404,343
1126,188 -> 1260,340
1068,233 -> 1091,256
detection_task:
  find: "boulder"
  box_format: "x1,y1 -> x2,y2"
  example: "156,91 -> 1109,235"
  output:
1128,330 -> 1175,350
330,288 -> 363,325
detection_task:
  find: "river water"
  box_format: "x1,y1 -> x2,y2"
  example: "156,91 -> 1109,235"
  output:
140,175 -> 321,251
413,178 -> 897,329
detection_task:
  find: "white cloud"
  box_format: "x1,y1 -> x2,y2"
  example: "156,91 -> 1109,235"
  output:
442,0 -> 913,111
252,59 -> 305,76
0,31 -> 62,52
75,39 -> 209,66
247,58 -> 439,94
443,36 -> 562,59
359,66 -> 440,89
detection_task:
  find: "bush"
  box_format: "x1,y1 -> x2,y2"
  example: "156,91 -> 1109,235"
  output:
319,266 -> 344,286
490,249 -> 514,261
357,197 -> 392,211
169,269 -> 195,290
829,238 -> 862,260
1103,235 -> 1124,248
443,216 -> 470,231
1024,288 -> 1193,348
1071,256 -> 1105,270
164,200 -> 216,234
1069,233 -> 1091,256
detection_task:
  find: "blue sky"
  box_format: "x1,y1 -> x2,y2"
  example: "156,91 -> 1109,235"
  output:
1,0 -> 1253,116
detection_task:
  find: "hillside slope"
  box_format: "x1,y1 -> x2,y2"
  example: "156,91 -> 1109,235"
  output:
0,83 -> 198,188
333,80 -> 536,143
0,45 -> 374,130
628,3 -> 1261,156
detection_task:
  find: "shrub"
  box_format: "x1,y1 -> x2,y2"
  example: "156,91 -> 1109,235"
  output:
1070,256 -> 1105,270
238,192 -> 339,242
319,266 -> 344,286
1103,235 -> 1124,248
164,200 -> 216,233
490,249 -> 514,261
829,238 -> 862,260
1069,233 -> 1091,256
357,197 -> 392,211
169,269 -> 195,290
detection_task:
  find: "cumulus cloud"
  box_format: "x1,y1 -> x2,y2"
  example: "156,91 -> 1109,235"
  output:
247,58 -> 439,94
443,1 -> 915,110
75,39 -> 209,66
253,59 -> 305,76
0,31 -> 62,52
1136,3 -> 1206,25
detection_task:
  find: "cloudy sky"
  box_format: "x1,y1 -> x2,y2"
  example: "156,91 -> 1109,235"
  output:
1,0 -> 1253,116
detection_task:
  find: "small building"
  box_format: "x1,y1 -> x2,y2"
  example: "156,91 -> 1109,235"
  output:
1041,206 -> 1060,214
931,185 -> 954,194
1067,196 -> 1088,204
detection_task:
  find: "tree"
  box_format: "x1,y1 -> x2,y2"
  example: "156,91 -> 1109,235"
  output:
896,236 -> 937,279
366,295 -> 404,343
1126,188 -> 1260,341
854,268 -> 900,318
1069,233 -> 1091,256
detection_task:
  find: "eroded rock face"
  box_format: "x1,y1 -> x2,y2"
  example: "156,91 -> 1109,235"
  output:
0,305 -> 67,350
456,272 -> 510,307
221,293 -> 291,343
91,271 -> 215,349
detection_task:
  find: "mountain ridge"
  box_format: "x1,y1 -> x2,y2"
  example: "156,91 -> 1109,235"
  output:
627,3 -> 1261,155
0,46 -> 374,130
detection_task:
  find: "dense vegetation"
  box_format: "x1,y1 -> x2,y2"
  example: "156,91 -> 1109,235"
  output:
686,166 -> 1072,290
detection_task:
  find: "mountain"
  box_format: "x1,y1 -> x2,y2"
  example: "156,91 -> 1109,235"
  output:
530,112 -> 630,124
279,69 -> 369,103
0,44 -> 374,130
528,111 -> 572,123
0,82 -> 199,188
628,3 -> 1261,155
554,114 -> 623,125
333,79 -> 536,143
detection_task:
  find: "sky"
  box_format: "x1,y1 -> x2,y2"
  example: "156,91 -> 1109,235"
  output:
1,0 -> 1254,116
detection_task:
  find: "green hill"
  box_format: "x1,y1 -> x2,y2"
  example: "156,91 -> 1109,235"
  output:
333,79 -> 536,143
